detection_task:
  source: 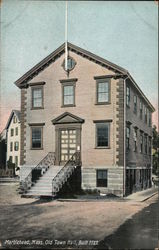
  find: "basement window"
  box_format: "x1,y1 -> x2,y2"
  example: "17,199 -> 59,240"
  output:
97,170 -> 108,187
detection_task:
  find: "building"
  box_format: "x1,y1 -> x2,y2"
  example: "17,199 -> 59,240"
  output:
0,129 -> 7,169
15,42 -> 155,197
5,110 -> 21,173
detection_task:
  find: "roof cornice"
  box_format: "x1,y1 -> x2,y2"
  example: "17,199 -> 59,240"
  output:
14,42 -> 127,88
14,42 -> 155,112
126,73 -> 155,112
14,43 -> 65,88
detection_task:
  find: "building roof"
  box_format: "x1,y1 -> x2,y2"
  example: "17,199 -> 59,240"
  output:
52,112 -> 85,125
5,110 -> 21,130
14,42 -> 155,112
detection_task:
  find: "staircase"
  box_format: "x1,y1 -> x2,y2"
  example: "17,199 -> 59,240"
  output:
21,151 -> 81,198
25,166 -> 63,197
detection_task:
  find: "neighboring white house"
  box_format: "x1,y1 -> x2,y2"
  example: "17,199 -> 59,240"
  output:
5,110 -> 21,173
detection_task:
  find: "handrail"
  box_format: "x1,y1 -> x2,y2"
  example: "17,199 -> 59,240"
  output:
52,151 -> 81,195
21,152 -> 56,192
35,152 -> 56,170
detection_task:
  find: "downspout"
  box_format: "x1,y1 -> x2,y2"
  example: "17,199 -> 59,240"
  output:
123,76 -> 129,196
6,129 -> 8,170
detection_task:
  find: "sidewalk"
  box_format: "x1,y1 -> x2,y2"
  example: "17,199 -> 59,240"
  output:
125,186 -> 158,202
0,177 -> 19,183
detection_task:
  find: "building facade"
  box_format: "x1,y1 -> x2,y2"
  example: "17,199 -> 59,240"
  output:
15,43 -> 154,196
6,110 -> 21,172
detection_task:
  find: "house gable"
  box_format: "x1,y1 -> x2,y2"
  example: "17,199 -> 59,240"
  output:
14,42 -> 155,112
14,42 -> 127,89
5,110 -> 21,130
52,112 -> 85,125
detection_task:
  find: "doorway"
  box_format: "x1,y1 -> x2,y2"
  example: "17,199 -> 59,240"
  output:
60,129 -> 77,163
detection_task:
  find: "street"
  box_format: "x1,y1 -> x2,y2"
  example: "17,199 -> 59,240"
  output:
0,183 -> 158,249
97,195 -> 158,249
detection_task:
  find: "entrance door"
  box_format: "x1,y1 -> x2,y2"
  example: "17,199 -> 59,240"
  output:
60,129 -> 77,163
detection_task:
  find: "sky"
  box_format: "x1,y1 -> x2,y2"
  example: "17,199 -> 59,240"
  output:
0,0 -> 158,132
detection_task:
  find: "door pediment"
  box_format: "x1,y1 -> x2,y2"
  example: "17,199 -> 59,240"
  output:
52,112 -> 85,125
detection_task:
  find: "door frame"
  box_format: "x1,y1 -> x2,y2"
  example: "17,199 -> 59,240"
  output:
59,128 -> 78,165
55,123 -> 82,165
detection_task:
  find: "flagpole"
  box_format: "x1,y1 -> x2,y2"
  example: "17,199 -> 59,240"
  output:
65,0 -> 68,71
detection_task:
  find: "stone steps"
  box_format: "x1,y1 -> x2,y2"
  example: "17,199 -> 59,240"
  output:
25,165 -> 63,197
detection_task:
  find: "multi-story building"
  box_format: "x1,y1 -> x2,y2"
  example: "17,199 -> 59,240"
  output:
5,110 -> 21,173
15,43 -> 154,197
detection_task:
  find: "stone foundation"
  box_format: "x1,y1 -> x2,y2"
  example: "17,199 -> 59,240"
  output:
82,166 -> 124,196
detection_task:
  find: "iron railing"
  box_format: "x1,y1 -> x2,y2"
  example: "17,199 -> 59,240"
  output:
52,151 -> 81,196
20,152 -> 56,193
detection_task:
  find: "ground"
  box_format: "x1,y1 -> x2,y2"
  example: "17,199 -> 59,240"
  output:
0,183 -> 158,249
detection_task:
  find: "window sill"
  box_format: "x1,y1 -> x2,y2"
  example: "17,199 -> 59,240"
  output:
30,148 -> 44,150
96,186 -> 108,188
95,147 -> 110,149
61,104 -> 76,108
95,102 -> 110,105
31,107 -> 44,110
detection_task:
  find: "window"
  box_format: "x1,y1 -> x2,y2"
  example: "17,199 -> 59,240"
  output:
15,127 -> 18,136
133,128 -> 137,152
15,156 -> 18,167
10,142 -> 13,152
97,170 -> 108,187
126,125 -> 130,150
63,85 -> 75,106
140,132 -> 143,153
60,79 -> 77,107
11,129 -> 14,137
63,57 -> 76,71
14,142 -> 19,151
144,135 -> 147,154
31,127 -> 43,149
32,87 -> 43,108
126,86 -> 130,106
9,156 -> 12,163
148,111 -> 152,127
140,101 -> 143,119
96,123 -> 110,148
97,80 -> 110,104
133,95 -> 137,114
13,116 -> 17,123
149,137 -> 151,155
144,107 -> 147,123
